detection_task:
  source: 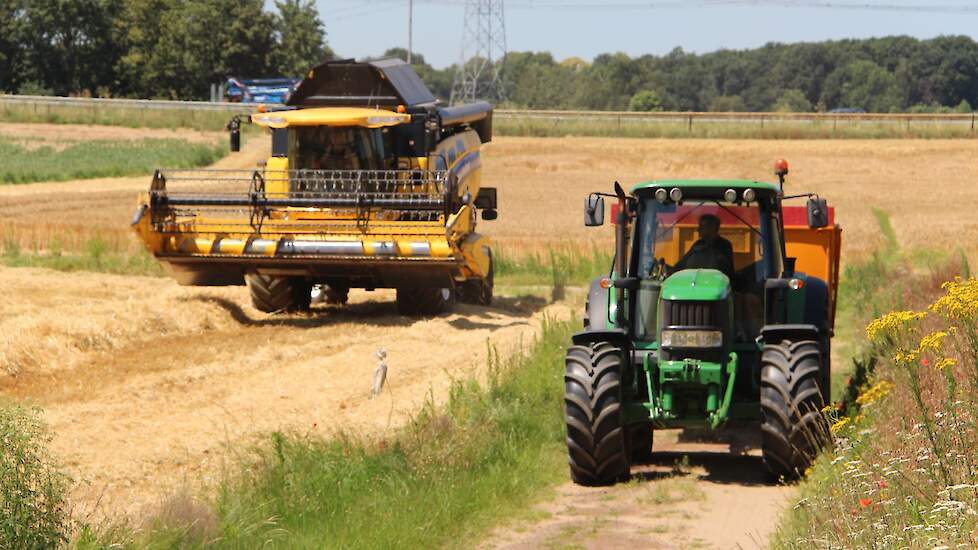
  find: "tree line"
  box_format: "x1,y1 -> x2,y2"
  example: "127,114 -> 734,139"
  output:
2,1 -> 977,114
0,0 -> 331,99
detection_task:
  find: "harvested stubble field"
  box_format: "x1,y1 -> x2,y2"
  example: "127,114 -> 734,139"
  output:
3,122 -> 978,531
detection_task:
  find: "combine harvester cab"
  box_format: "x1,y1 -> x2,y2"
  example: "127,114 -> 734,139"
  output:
133,59 -> 498,315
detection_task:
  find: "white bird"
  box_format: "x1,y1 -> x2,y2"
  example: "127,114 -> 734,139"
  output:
371,348 -> 388,398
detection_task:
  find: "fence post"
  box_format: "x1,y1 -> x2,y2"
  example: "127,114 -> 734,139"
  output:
688,114 -> 693,133
972,112 -> 975,134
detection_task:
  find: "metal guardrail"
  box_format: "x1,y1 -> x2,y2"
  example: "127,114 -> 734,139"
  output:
1,94 -> 976,129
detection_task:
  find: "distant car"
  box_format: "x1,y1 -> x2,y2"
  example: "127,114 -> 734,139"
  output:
225,77 -> 300,104
828,107 -> 867,114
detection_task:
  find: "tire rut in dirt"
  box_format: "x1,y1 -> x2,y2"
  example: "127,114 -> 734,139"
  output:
245,273 -> 311,313
396,287 -> 456,316
564,343 -> 628,486
759,339 -> 832,480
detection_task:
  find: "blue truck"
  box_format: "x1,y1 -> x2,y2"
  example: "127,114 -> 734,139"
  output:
225,77 -> 300,104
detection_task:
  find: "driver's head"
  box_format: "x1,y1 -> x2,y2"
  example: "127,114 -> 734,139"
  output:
698,214 -> 721,241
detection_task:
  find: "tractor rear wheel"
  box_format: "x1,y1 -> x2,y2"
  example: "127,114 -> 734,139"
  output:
245,273 -> 311,313
627,424 -> 654,464
760,340 -> 832,480
459,251 -> 494,306
396,287 -> 456,316
564,343 -> 629,486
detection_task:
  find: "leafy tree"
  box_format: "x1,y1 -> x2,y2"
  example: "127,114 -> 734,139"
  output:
709,95 -> 747,112
272,0 -> 332,77
770,89 -> 812,112
382,48 -> 454,100
821,60 -> 902,112
629,90 -> 663,112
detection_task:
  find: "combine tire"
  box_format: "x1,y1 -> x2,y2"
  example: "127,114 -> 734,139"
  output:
760,340 -> 832,480
626,424 -> 654,464
564,343 -> 629,485
459,252 -> 494,306
245,273 -> 311,313
396,287 -> 455,316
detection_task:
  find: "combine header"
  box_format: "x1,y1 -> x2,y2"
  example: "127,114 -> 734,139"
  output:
133,59 -> 497,315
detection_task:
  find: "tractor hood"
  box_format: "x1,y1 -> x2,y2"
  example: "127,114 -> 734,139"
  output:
661,269 -> 730,301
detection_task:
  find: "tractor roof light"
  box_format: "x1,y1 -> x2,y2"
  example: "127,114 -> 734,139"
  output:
742,188 -> 756,202
599,277 -> 613,289
669,187 -> 683,202
654,188 -> 668,203
774,158 -> 790,176
788,278 -> 805,290
723,188 -> 737,203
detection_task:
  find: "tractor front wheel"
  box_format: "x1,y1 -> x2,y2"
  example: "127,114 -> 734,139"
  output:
564,343 -> 629,485
246,272 -> 311,313
759,340 -> 832,480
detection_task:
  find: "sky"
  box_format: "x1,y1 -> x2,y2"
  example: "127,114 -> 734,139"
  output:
314,0 -> 978,68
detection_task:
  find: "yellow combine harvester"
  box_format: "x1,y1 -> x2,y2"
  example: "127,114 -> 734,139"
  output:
132,59 -> 497,315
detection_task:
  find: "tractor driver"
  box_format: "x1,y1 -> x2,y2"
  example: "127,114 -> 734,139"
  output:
673,214 -> 735,281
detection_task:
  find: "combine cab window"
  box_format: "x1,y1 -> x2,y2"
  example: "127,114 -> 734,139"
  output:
290,127 -> 392,170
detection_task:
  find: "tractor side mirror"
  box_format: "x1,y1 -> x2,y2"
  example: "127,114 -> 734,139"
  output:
481,209 -> 498,221
585,195 -> 605,226
807,197 -> 829,228
229,126 -> 241,152
474,187 -> 497,209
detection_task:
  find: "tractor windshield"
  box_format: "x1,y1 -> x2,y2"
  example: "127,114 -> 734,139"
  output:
634,194 -> 783,337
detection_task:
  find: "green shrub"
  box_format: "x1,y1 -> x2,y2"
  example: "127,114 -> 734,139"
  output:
0,404 -> 71,549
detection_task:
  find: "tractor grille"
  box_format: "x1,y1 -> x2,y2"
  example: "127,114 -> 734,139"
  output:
661,300 -> 718,328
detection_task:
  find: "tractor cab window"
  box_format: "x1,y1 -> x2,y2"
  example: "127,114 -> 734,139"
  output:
290,126 -> 392,171
635,194 -> 781,337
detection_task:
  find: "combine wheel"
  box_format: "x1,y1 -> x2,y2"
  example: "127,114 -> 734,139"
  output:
245,272 -> 311,313
324,285 -> 349,305
760,340 -> 832,480
564,343 -> 629,486
459,251 -> 494,306
396,287 -> 456,316
626,424 -> 654,464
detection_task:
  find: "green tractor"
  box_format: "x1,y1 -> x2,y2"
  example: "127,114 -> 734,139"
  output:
566,161 -> 842,484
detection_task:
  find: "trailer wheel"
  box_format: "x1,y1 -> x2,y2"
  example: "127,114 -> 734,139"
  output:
396,287 -> 455,316
246,273 -> 311,313
627,423 -> 654,464
760,340 -> 832,480
564,342 -> 629,486
459,252 -> 494,306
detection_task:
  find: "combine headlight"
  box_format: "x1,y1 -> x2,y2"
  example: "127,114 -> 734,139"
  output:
661,329 -> 722,348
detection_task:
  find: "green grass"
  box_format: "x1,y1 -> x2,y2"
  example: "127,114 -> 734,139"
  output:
495,117 -> 978,139
0,136 -> 225,184
1,238 -> 165,277
79,318 -> 574,549
0,102 -> 247,132
495,246 -> 612,288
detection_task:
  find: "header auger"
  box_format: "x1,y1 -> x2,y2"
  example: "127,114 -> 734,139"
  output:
567,160 -> 842,484
132,58 -> 497,315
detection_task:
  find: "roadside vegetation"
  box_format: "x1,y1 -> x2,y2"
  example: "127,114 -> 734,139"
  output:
1,237 -> 164,277
774,211 -> 978,548
0,136 -> 224,184
76,317 -> 573,548
0,402 -> 71,548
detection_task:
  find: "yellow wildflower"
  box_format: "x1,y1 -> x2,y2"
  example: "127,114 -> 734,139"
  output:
917,331 -> 948,353
935,357 -> 958,371
893,350 -> 919,364
931,278 -> 978,319
866,310 -> 927,341
830,417 -> 850,434
856,380 -> 895,406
